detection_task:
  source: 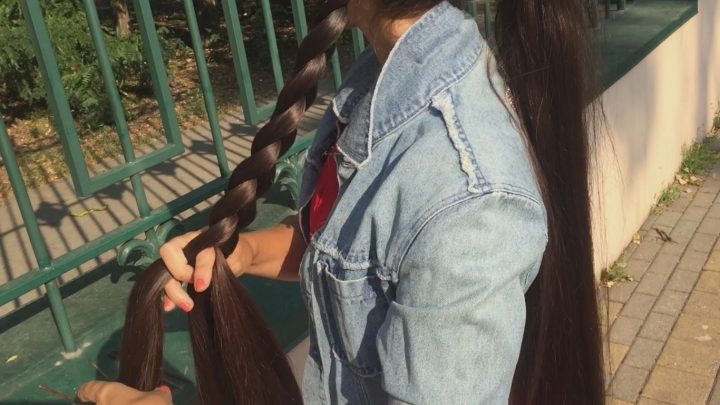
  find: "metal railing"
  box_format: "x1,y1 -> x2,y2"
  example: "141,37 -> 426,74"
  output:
0,0 -> 491,353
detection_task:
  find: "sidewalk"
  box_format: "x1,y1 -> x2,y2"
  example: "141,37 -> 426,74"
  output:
604,163 -> 720,404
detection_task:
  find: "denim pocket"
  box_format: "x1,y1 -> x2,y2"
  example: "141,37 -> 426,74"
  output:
318,261 -> 389,376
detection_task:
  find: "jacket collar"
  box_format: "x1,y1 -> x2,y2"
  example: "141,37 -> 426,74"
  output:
332,1 -> 483,167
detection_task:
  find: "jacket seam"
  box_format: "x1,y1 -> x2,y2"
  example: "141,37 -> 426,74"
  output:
393,190 -> 545,280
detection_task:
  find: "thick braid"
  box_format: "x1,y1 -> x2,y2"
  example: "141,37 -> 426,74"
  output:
118,1 -> 350,404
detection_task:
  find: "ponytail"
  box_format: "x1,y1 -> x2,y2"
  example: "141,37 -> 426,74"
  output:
493,1 -> 605,403
117,1 -> 350,403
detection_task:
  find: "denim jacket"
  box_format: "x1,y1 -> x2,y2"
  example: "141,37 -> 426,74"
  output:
296,2 -> 548,404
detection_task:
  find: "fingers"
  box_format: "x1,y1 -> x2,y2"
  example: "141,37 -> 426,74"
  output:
162,295 -> 176,313
148,385 -> 173,404
76,381 -> 131,404
77,380 -> 108,403
160,228 -> 216,311
76,381 -> 172,405
159,231 -> 201,283
193,248 -> 215,292
163,279 -> 193,312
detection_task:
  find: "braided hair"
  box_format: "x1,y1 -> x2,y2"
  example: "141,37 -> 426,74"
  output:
118,1 -> 349,403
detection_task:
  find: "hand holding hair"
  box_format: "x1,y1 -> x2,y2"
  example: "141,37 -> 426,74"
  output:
76,381 -> 172,405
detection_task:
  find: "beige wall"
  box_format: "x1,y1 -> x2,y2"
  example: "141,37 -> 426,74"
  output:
592,0 -> 720,272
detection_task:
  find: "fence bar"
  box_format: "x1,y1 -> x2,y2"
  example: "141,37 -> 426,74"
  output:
259,0 -> 285,93
132,0 -> 183,146
222,0 -> 261,124
18,0 -> 91,192
0,117 -> 77,352
0,176 -> 228,306
44,282 -> 77,352
351,28 -> 365,59
183,0 -> 230,177
484,0 -> 492,38
81,0 -> 152,217
330,50 -> 342,89
290,0 -> 309,43
467,0 -> 478,17
618,0 -> 626,10
17,0 -> 184,197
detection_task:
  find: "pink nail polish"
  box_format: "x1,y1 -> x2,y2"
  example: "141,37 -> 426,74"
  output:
180,301 -> 193,312
157,385 -> 171,393
195,279 -> 205,291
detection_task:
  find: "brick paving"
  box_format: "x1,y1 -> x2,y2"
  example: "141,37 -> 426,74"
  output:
604,164 -> 720,405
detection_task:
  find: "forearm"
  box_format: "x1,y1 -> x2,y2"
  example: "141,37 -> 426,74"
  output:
227,215 -> 306,282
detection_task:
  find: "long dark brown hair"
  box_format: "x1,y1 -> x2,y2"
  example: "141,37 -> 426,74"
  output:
119,0 -> 604,404
381,1 -> 604,403
492,0 -> 605,403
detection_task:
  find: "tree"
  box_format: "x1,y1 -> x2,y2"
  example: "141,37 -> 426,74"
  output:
199,0 -> 220,32
111,0 -> 130,36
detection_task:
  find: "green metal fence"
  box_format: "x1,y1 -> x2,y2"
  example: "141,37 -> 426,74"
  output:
0,0 -> 490,353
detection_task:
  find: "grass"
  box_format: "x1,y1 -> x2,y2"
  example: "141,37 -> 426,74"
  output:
656,184 -> 681,209
601,262 -> 633,287
680,142 -> 717,175
652,132 -> 720,213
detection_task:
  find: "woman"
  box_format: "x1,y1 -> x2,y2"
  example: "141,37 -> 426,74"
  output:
79,0 -> 604,403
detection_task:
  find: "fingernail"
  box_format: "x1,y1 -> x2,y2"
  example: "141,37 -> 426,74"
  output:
195,278 -> 205,292
180,300 -> 193,312
163,299 -> 172,311
157,385 -> 171,393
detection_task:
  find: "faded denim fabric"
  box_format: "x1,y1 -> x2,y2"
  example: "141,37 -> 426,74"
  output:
296,2 -> 548,404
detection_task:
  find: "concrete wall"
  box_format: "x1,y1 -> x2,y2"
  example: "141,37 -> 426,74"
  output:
592,0 -> 720,272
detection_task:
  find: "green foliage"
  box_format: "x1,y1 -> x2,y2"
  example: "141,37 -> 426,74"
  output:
681,142 -> 716,175
0,2 -> 44,109
0,0 -> 178,129
653,184 -> 680,214
653,137 -> 720,213
601,262 -> 632,287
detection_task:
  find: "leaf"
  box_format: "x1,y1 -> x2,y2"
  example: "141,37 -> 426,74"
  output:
70,205 -> 109,217
632,232 -> 641,244
675,174 -> 688,185
5,354 -> 18,363
654,227 -> 673,242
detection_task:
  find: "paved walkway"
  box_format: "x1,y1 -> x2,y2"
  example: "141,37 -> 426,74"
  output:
604,163 -> 720,404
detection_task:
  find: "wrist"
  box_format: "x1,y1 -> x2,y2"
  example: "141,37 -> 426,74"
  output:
227,233 -> 255,276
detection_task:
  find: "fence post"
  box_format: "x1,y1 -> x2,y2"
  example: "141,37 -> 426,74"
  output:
484,1 -> 492,38
0,117 -> 77,353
